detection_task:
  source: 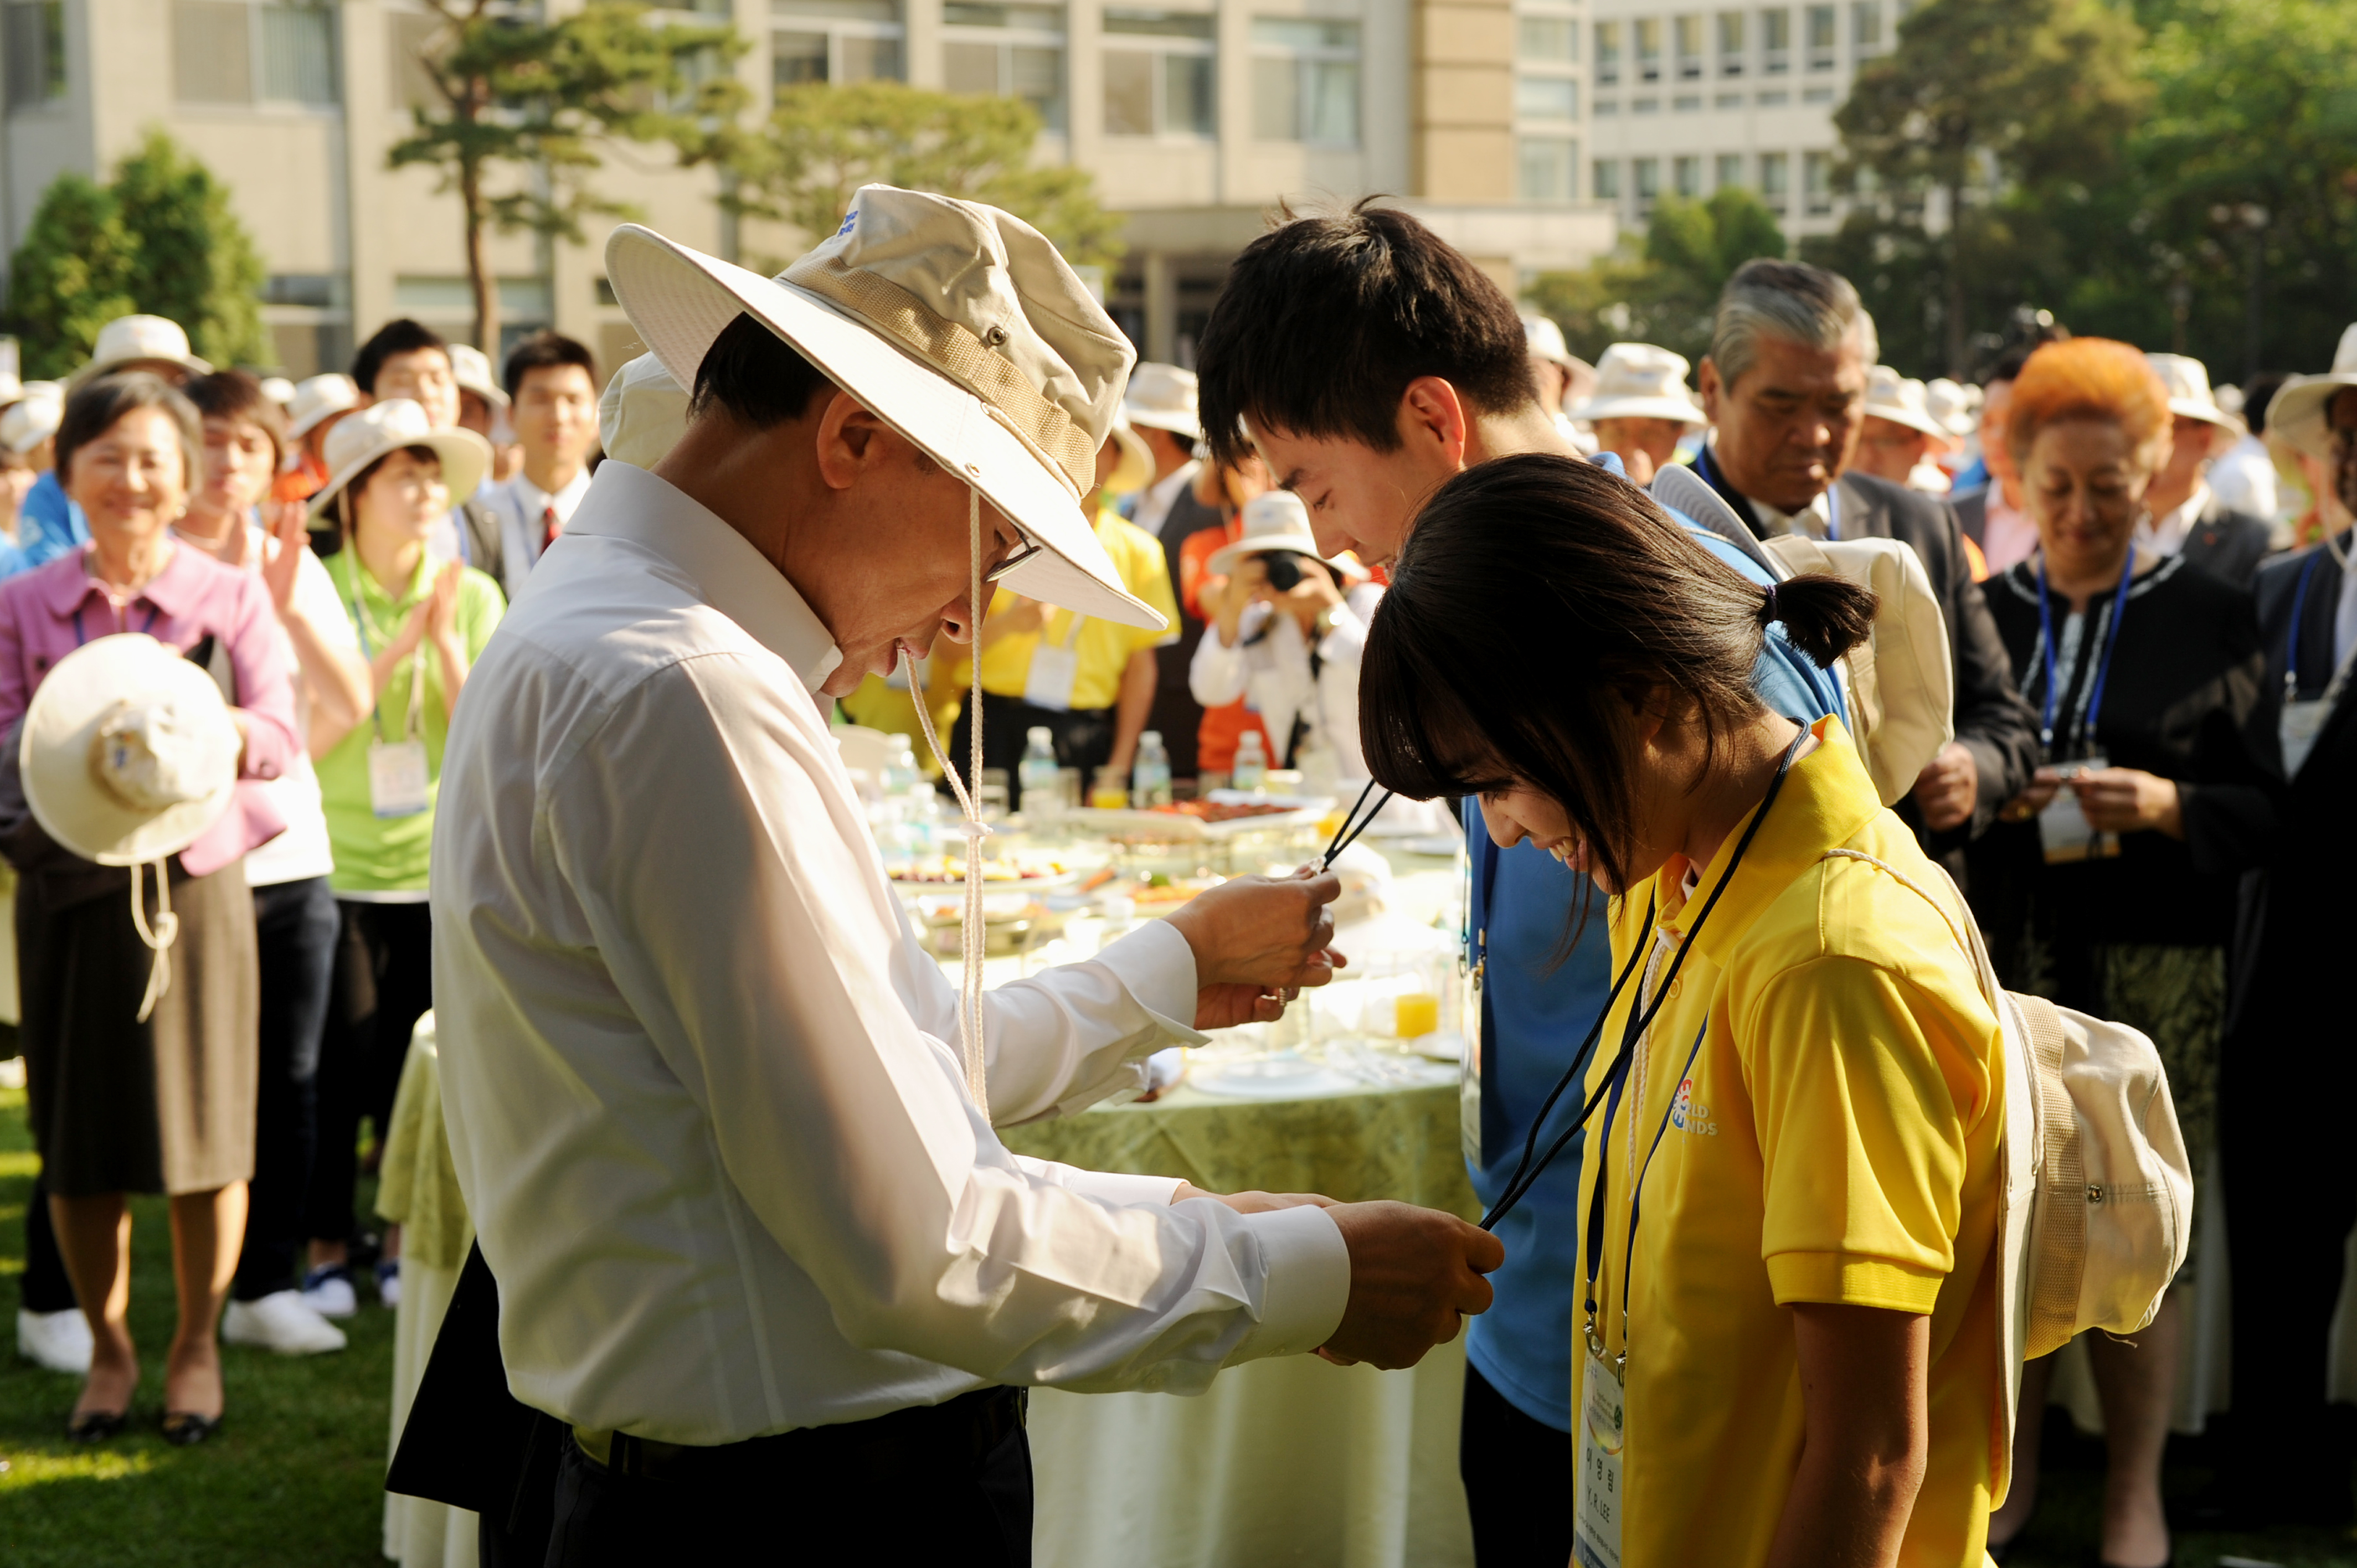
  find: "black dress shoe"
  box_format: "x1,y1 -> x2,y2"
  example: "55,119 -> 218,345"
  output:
161,1411 -> 222,1447
66,1409 -> 128,1443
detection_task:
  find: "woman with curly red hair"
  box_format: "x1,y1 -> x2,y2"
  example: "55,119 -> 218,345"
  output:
1968,338 -> 2269,1566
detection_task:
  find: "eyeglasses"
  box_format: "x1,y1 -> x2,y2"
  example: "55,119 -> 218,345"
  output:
983,536 -> 1043,582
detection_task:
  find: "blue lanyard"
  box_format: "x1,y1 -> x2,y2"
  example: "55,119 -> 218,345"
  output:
2283,553 -> 2323,699
2034,543 -> 2137,756
1822,483 -> 1841,541
72,602 -> 161,646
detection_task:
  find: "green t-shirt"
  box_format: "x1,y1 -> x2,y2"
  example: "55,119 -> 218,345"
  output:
317,547 -> 505,896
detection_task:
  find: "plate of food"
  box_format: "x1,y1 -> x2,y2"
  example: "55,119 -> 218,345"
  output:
1075,796 -> 1331,842
887,851 -> 1078,890
1187,1052 -> 1359,1101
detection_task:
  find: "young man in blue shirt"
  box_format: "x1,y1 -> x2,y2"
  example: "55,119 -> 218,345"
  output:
1194,204 -> 1844,1566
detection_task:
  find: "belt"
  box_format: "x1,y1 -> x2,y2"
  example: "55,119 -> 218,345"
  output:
573,1385 -> 1027,1484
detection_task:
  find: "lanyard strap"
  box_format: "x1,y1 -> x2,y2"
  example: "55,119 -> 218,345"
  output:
71,601 -> 161,646
1823,483 -> 1841,542
2284,553 -> 2324,698
2035,543 -> 2137,755
343,561 -> 427,745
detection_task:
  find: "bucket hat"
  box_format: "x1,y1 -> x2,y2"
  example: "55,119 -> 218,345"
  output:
259,376 -> 296,409
1122,362 -> 1201,442
1522,314 -> 1594,378
71,315 -> 212,388
1100,410 -> 1153,496
1570,343 -> 1706,427
1862,367 -> 1952,440
1203,490 -> 1342,580
305,398 -> 491,522
1923,378 -> 1978,439
2271,324 -> 2357,460
286,374 -> 361,441
599,352 -> 690,470
2146,353 -> 2242,435
1,381 -> 64,456
605,185 -> 1161,630
450,343 -> 510,410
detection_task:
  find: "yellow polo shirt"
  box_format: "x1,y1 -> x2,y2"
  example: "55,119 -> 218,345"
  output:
1577,716 -> 2005,1568
950,508 -> 1179,711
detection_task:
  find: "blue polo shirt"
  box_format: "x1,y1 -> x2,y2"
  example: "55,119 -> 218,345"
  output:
16,471 -> 86,569
1462,518 -> 1849,1433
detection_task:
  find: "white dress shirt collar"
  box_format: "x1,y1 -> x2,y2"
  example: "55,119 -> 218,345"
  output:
2137,480 -> 2210,560
1131,459 -> 1200,539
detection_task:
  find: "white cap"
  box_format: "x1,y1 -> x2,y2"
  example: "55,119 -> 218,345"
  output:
1203,490 -> 1340,580
598,352 -> 691,470
2146,353 -> 2242,434
259,376 -> 296,408
1123,362 -> 1201,441
72,314 -> 211,386
1569,343 -> 1706,427
449,343 -> 510,409
1,381 -> 65,456
1522,314 -> 1592,375
1861,366 -> 1952,439
286,374 -> 361,440
1922,378 -> 1978,438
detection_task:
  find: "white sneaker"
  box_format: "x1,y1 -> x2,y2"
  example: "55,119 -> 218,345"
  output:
17,1307 -> 93,1373
223,1290 -> 348,1355
375,1260 -> 402,1310
300,1266 -> 358,1319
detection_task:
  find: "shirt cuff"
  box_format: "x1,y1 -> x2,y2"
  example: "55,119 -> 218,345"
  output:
1093,920 -> 1208,1047
1766,1251 -> 1944,1314
1059,1168 -> 1186,1208
1229,1204 -> 1351,1360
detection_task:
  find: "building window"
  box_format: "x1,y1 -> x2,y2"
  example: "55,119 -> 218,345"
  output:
1715,151 -> 1743,187
174,0 -> 338,107
1760,6 -> 1788,71
1519,136 -> 1578,202
1672,92 -> 1700,110
1713,89 -> 1740,106
771,0 -> 904,89
1805,3 -> 1834,67
1759,148 -> 1788,208
4,0 -> 63,111
1716,9 -> 1743,73
1802,84 -> 1831,101
1851,0 -> 1880,51
1515,74 -> 1577,121
1593,97 -> 1617,114
1631,95 -> 1658,112
1251,18 -> 1357,143
1634,17 -> 1660,80
945,5 -> 1066,131
1104,8 -> 1214,138
1674,154 -> 1700,196
1633,155 -> 1660,208
1592,158 -> 1620,199
1593,20 -> 1619,84
1757,86 -> 1787,104
1519,13 -> 1576,61
1804,148 -> 1833,213
1674,13 -> 1701,77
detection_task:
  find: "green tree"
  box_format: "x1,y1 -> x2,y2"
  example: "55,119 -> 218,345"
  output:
1524,188 -> 1787,364
111,130 -> 270,369
391,0 -> 746,349
3,172 -> 137,379
724,81 -> 1125,271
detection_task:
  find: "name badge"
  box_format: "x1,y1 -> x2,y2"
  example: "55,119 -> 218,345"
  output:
2037,755 -> 2117,865
1023,642 -> 1082,712
1459,953 -> 1484,1167
368,740 -> 431,819
2281,698 -> 2328,779
1574,1342 -> 1625,1567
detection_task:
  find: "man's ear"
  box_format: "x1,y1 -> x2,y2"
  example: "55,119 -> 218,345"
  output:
811,390 -> 887,492
1697,358 -> 1725,424
1396,377 -> 1471,471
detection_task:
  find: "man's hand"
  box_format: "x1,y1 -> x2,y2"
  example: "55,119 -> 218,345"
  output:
1316,1201 -> 1502,1370
1170,1182 -> 1337,1214
2071,767 -> 2183,839
2000,765 -> 2064,823
1164,869 -> 1346,1029
1909,741 -> 1979,833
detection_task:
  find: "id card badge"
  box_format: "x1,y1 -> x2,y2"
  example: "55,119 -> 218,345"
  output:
368,740 -> 430,818
1574,1342 -> 1626,1567
1022,613 -> 1088,712
2281,698 -> 2327,779
1458,952 -> 1484,1167
2037,754 -> 2117,865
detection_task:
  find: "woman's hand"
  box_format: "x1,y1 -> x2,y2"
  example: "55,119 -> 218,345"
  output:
1999,766 -> 2064,823
1275,558 -> 1344,635
260,501 -> 308,615
2070,767 -> 2183,839
423,562 -> 471,717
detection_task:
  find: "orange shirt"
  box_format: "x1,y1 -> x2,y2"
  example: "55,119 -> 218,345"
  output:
1180,517 -> 1272,774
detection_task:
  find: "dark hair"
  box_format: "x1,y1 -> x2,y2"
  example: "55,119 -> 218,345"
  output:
55,372 -> 203,487
1360,453 -> 1872,932
503,331 -> 598,403
352,318 -> 450,394
1195,202 -> 1536,470
336,443 -> 445,532
2242,371 -> 2291,435
688,312 -> 838,429
183,368 -> 289,467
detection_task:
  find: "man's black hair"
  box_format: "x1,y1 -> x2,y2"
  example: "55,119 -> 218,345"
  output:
1195,200 -> 1537,469
352,318 -> 450,394
2242,370 -> 2291,435
688,312 -> 837,429
503,332 -> 598,402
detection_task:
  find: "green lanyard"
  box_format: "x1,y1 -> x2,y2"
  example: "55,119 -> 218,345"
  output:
342,558 -> 428,746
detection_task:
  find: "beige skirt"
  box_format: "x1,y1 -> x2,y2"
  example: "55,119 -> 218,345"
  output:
19,856 -> 258,1196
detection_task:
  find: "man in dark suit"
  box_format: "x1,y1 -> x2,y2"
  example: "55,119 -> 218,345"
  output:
2139,353 -> 2276,589
1690,259 -> 2040,850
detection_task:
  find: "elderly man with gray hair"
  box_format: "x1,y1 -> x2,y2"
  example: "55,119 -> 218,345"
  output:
1690,258 -> 2037,853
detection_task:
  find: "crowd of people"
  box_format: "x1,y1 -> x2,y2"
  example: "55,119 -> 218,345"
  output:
2,185 -> 2354,1568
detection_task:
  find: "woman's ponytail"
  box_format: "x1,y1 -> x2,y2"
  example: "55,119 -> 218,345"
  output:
1759,572 -> 1877,669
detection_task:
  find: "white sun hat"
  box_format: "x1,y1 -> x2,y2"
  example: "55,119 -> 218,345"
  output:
2269,324 -> 2357,460
259,376 -> 296,408
1100,409 -> 1154,496
449,343 -> 510,410
286,374 -> 361,441
605,185 -> 1161,631
2146,353 -> 2242,435
305,398 -> 492,522
1522,314 -> 1594,377
598,352 -> 691,470
1203,489 -> 1340,580
1862,366 -> 1952,439
71,314 -> 212,388
1923,378 -> 1978,439
1122,362 -> 1201,442
1,382 -> 64,456
1570,343 -> 1706,427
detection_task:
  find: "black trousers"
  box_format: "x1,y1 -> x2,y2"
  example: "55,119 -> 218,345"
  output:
19,1172 -> 74,1312
1459,1364 -> 1576,1568
947,697 -> 1116,790
305,900 -> 433,1248
539,1389 -> 1034,1566
234,877 -> 339,1299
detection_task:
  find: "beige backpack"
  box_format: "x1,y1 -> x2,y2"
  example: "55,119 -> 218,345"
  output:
1816,847 -> 2194,1505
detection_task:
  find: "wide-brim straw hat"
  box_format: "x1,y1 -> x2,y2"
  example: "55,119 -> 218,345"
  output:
605,187 -> 1162,630
1203,490 -> 1342,580
286,374 -> 361,440
1571,342 -> 1706,427
70,314 -> 212,389
450,343 -> 511,410
2270,323 -> 2357,459
599,352 -> 691,470
2146,353 -> 2242,436
1862,366 -> 1952,439
22,633 -> 240,866
1123,361 -> 1202,441
305,398 -> 492,522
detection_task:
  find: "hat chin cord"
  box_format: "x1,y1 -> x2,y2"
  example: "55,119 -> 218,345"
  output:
128,858 -> 178,1024
898,484 -> 992,1112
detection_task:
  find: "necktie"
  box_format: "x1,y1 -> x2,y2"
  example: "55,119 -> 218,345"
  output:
540,503 -> 559,556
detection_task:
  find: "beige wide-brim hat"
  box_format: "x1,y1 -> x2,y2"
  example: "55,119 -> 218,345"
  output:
1,383 -> 64,456
22,634 -> 240,866
1123,361 -> 1202,441
1862,366 -> 1952,439
1522,314 -> 1593,378
606,187 -> 1162,630
1571,342 -> 1706,427
305,398 -> 492,522
599,352 -> 691,470
449,343 -> 511,410
2261,323 -> 2357,459
70,314 -> 212,389
2147,353 -> 2242,435
1101,410 -> 1154,496
1923,377 -> 1978,438
286,374 -> 361,440
1203,490 -> 1343,580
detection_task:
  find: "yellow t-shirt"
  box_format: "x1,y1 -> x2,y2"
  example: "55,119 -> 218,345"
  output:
951,508 -> 1179,711
1577,716 -> 2005,1568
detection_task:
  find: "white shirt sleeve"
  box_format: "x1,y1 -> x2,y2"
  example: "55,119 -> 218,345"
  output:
1190,601 -> 1260,708
545,655 -> 1350,1391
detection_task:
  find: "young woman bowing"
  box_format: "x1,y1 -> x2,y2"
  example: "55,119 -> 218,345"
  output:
1360,453 -> 2010,1568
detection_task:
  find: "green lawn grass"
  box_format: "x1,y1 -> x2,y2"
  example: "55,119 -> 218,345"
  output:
2,1083 -> 2353,1566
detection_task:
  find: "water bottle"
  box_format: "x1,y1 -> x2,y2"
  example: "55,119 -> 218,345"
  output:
1018,726 -> 1062,822
1231,729 -> 1268,793
1131,730 -> 1173,808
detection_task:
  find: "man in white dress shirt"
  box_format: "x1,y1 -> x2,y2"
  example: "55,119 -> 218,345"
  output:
430,187 -> 1500,1563
473,333 -> 600,599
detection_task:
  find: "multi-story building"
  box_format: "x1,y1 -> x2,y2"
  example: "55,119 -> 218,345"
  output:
1575,0 -> 1904,241
0,0 -> 1613,377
